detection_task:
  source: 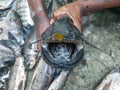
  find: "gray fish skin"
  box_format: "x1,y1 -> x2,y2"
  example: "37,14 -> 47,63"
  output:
0,0 -> 15,10
41,17 -> 82,42
0,42 -> 15,90
0,10 -> 25,46
48,70 -> 70,90
16,0 -> 34,26
0,39 -> 23,89
8,56 -> 27,90
30,58 -> 55,90
95,66 -> 120,90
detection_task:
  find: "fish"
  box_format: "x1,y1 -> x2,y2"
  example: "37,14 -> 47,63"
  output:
95,66 -> 120,90
0,37 -> 25,90
27,0 -> 56,90
0,0 -> 34,39
8,56 -> 27,90
29,58 -> 55,90
0,8 -> 27,90
0,9 -> 25,46
48,70 -> 70,90
41,16 -> 84,69
0,0 -> 15,10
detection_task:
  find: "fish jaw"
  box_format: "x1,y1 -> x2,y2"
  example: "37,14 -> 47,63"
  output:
41,16 -> 84,69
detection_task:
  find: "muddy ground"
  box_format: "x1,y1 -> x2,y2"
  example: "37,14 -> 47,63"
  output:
63,10 -> 120,90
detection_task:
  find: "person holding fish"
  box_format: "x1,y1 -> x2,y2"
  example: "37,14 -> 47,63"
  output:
28,0 -> 120,90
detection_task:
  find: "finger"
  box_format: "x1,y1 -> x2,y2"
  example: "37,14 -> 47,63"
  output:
52,6 -> 70,20
73,17 -> 82,31
50,18 -> 54,24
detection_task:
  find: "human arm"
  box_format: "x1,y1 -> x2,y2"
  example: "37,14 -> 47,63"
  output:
52,0 -> 120,31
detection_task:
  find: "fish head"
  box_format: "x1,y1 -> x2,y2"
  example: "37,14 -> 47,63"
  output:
41,17 -> 84,69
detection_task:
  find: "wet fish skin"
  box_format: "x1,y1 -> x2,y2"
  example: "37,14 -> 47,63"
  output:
95,66 -> 120,90
0,0 -> 15,10
0,40 -> 18,90
16,0 -> 34,26
48,70 -> 70,90
30,58 -> 55,90
0,9 -> 25,46
0,47 -> 12,87
41,17 -> 84,69
0,9 -> 27,89
8,56 -> 27,90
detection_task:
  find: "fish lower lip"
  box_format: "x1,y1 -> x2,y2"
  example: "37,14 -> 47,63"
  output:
41,42 -> 84,69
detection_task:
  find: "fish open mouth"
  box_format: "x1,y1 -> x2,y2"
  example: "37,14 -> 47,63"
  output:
41,41 -> 84,69
41,16 -> 84,69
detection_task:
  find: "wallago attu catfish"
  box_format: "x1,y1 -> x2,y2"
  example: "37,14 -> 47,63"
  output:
41,16 -> 84,69
0,9 -> 26,90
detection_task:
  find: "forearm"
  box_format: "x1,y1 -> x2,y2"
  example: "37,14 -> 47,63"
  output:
28,0 -> 49,34
81,0 -> 120,15
28,0 -> 50,49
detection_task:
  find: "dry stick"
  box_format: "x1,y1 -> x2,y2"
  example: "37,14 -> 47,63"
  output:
28,0 -> 55,90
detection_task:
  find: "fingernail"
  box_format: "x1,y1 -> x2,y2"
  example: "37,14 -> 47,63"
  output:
50,19 -> 54,24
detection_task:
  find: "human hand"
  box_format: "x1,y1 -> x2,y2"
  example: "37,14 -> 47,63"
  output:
51,0 -> 83,31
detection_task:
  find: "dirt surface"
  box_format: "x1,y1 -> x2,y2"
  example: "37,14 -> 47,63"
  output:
63,10 -> 120,90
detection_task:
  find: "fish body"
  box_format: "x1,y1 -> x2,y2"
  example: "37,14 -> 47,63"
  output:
48,70 -> 70,90
95,66 -> 120,90
0,9 -> 25,46
8,56 -> 27,90
0,8 -> 26,90
0,40 -> 16,90
24,26 -> 37,70
16,0 -> 34,26
41,16 -> 84,69
30,58 -> 55,90
0,0 -> 15,10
